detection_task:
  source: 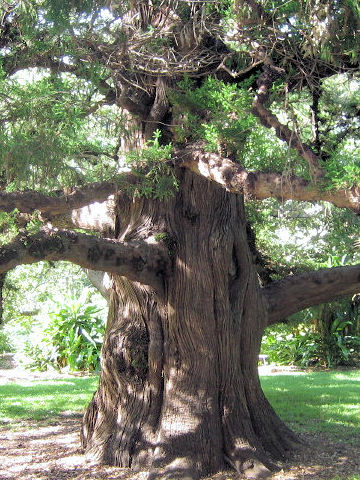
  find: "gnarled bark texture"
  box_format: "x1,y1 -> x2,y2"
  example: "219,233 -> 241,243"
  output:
81,171 -> 299,479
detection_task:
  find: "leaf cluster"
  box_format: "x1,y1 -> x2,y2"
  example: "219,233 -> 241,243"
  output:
44,296 -> 104,371
2,262 -> 107,371
0,71 -> 119,190
262,298 -> 360,368
246,198 -> 360,279
170,76 -> 255,156
125,131 -> 177,200
319,76 -> 360,189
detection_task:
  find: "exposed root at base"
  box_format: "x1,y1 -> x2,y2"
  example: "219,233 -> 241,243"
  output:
224,454 -> 277,479
241,459 -> 272,479
147,458 -> 200,480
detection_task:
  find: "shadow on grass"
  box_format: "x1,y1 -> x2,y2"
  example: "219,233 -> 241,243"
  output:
0,376 -> 99,425
0,371 -> 359,479
0,416 -> 359,480
260,370 -> 360,442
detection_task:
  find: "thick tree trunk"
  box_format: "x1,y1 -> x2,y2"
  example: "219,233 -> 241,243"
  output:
81,171 -> 300,479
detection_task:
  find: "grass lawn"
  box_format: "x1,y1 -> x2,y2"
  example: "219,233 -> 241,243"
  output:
260,369 -> 360,444
0,369 -> 359,480
1,369 -> 359,439
0,375 -> 99,425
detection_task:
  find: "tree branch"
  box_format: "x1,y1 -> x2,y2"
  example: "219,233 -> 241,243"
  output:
2,50 -> 116,102
2,50 -> 150,117
252,65 -> 325,181
0,178 -> 137,216
177,144 -> 360,212
0,228 -> 168,291
264,264 -> 360,325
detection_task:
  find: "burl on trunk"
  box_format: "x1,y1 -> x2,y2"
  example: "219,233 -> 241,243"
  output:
81,170 -> 299,479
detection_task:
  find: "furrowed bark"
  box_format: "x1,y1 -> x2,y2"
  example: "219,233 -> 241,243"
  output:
264,264 -> 360,325
178,144 -> 360,212
0,228 -> 168,291
81,171 -> 301,480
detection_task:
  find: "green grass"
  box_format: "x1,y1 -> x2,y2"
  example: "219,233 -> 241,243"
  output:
1,370 -> 359,480
331,477 -> 360,480
0,376 -> 99,426
260,369 -> 360,443
1,369 -> 359,447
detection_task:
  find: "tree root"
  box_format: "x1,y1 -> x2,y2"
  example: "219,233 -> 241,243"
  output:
147,458 -> 200,480
224,453 -> 278,480
241,459 -> 272,479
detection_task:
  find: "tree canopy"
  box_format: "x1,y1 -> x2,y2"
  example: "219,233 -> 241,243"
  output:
1,0 -> 360,305
1,1 -> 360,478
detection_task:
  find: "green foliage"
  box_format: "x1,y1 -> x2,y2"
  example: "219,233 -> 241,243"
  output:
25,292 -> 105,372
3,262 -> 91,325
2,262 -> 108,371
246,198 -> 360,280
262,296 -> 360,368
0,210 -> 20,243
325,140 -> 360,189
261,323 -> 322,367
125,131 -> 177,199
0,73 -> 114,190
319,75 -> 360,189
44,0 -> 103,25
171,76 -> 255,155
0,330 -> 13,353
23,344 -> 53,372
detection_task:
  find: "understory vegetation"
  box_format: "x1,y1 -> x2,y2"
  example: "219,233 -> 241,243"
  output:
0,262 -> 107,372
261,299 -> 360,368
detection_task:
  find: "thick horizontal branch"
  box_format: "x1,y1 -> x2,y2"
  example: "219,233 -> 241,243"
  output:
0,229 -> 168,291
263,264 -> 360,325
0,180 -> 130,216
177,144 -> 360,212
44,200 -> 116,232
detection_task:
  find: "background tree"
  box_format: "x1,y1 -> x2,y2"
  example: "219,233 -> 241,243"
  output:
1,1 -> 360,479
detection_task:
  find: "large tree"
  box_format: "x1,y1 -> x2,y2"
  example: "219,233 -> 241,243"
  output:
1,1 -> 360,478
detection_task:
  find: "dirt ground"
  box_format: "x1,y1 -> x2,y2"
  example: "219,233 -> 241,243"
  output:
0,359 -> 359,480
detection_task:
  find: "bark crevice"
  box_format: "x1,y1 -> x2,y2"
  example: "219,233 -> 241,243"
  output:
81,171 -> 303,479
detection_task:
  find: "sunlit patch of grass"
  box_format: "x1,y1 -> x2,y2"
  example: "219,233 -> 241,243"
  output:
330,476 -> 360,480
0,376 -> 99,426
260,369 -> 360,443
1,369 -> 360,447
